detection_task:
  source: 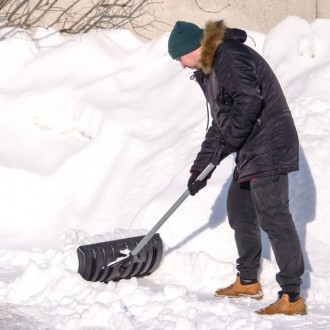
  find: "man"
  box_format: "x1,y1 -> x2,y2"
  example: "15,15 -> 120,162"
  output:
168,20 -> 306,315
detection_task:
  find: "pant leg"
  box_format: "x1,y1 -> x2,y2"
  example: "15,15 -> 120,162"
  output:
250,174 -> 304,293
227,179 -> 261,280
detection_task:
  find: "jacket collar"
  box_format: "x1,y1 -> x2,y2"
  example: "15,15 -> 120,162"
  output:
199,20 -> 247,74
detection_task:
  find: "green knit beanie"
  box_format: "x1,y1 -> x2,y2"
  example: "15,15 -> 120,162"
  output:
168,21 -> 204,59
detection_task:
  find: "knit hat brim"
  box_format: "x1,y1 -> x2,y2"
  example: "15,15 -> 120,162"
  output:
168,21 -> 204,59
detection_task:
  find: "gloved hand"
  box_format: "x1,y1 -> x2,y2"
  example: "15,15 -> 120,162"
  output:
187,171 -> 208,196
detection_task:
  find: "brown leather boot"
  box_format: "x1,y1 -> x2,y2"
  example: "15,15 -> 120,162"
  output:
214,275 -> 263,300
256,293 -> 307,315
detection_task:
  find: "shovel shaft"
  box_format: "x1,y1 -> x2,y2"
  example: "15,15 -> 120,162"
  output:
131,189 -> 190,256
131,162 -> 216,257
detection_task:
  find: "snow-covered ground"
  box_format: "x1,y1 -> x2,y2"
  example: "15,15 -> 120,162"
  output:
0,15 -> 329,329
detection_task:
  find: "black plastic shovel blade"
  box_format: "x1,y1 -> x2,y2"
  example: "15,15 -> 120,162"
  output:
77,233 -> 163,282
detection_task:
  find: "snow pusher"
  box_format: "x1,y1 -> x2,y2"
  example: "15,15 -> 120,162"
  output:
77,234 -> 164,282
77,143 -> 224,283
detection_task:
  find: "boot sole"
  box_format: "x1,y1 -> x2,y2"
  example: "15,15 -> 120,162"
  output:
256,309 -> 307,315
214,292 -> 264,300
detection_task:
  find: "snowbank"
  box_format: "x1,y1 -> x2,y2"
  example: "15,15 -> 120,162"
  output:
0,16 -> 329,329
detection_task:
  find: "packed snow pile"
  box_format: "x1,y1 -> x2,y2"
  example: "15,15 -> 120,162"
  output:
0,16 -> 329,329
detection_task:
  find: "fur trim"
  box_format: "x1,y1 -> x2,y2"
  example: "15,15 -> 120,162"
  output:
200,20 -> 227,74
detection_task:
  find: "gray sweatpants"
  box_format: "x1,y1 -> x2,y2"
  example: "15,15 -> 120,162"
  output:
227,173 -> 304,293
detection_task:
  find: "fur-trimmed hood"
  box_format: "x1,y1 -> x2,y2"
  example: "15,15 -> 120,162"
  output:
200,20 -> 247,74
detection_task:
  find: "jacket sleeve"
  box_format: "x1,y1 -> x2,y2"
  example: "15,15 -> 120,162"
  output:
190,121 -> 232,173
214,42 -> 264,149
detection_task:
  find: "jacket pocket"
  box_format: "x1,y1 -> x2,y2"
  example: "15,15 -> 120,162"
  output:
215,86 -> 233,133
216,85 -> 234,112
245,118 -> 261,142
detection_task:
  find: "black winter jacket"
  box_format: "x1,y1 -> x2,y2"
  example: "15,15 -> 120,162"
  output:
191,20 -> 299,181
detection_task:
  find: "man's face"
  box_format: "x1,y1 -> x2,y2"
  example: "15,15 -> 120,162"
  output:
177,47 -> 202,70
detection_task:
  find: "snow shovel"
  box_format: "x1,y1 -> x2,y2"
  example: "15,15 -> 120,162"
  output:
77,143 -> 224,283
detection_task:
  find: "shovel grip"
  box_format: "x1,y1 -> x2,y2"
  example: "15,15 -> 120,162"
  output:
195,163 -> 216,181
195,142 -> 224,181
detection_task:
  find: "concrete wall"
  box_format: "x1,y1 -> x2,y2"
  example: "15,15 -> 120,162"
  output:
1,0 -> 329,40
138,0 -> 325,39
317,0 -> 330,17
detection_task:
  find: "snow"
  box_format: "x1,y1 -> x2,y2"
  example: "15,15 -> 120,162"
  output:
0,15 -> 329,329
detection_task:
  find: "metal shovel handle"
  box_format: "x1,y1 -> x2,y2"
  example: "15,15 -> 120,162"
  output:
130,143 -> 224,257
130,163 -> 216,257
